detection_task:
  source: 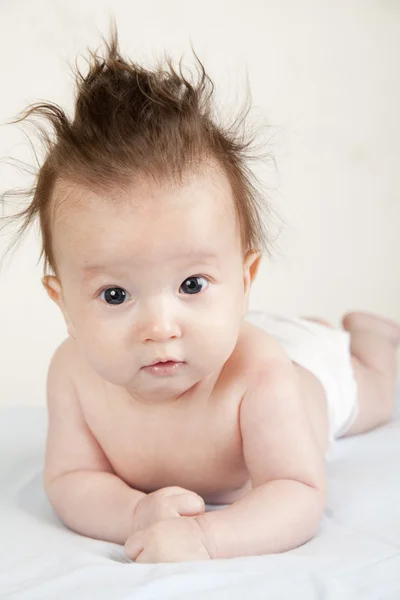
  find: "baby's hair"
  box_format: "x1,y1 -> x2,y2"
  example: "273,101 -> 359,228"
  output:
0,23 -> 277,276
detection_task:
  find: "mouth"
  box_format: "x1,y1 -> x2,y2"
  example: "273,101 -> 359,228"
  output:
141,359 -> 185,377
145,357 -> 182,367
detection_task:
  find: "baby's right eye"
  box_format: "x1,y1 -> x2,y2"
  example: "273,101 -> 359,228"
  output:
99,287 -> 131,305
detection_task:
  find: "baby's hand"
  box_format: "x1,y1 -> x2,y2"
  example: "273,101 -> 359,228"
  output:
125,516 -> 212,563
132,486 -> 205,533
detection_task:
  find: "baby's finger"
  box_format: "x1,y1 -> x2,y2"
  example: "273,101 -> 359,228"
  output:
125,531 -> 145,562
171,493 -> 205,516
135,547 -> 163,564
155,486 -> 191,497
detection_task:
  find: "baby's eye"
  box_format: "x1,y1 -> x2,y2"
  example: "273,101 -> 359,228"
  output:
99,287 -> 130,305
179,276 -> 208,295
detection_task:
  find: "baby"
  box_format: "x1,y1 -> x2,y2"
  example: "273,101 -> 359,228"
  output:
2,30 -> 399,563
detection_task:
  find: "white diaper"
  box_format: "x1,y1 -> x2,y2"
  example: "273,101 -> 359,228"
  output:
245,311 -> 358,441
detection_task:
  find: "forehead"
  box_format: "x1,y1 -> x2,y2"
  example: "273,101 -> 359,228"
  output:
52,169 -> 239,271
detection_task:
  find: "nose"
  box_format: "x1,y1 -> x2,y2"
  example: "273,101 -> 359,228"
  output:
135,297 -> 181,343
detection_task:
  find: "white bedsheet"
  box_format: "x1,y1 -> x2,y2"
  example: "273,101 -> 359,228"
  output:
1,388 -> 400,599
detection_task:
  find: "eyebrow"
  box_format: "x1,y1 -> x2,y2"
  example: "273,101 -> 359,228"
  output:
82,252 -> 219,274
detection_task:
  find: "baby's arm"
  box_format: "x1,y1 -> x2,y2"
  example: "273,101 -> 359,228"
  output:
44,343 -> 204,544
194,356 -> 327,559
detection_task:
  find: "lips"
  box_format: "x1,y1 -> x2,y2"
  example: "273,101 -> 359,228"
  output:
141,360 -> 185,377
145,358 -> 182,367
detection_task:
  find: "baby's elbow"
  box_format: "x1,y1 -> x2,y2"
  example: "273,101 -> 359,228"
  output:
43,473 -> 63,511
309,481 -> 327,513
292,492 -> 325,551
43,466 -> 64,497
306,485 -> 327,536
43,471 -> 74,518
313,477 -> 328,505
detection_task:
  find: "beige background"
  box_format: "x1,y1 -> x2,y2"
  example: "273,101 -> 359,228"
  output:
0,0 -> 399,408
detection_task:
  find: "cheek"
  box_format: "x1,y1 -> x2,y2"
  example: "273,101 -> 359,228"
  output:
74,318 -> 132,376
197,283 -> 243,329
192,305 -> 241,358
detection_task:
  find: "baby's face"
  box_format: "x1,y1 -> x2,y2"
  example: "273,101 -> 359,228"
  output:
48,168 -> 258,403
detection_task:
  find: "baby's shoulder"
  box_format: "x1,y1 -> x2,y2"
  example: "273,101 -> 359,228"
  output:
232,319 -> 294,380
219,320 -> 299,409
47,337 -> 108,413
49,335 -> 79,369
48,336 -> 94,387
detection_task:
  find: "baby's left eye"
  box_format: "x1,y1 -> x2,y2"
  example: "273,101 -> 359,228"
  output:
99,287 -> 131,305
179,276 -> 208,295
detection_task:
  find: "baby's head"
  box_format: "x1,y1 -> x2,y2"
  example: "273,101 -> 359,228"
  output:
3,29 -> 274,402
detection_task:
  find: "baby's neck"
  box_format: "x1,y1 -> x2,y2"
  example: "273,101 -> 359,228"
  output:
123,368 -> 224,410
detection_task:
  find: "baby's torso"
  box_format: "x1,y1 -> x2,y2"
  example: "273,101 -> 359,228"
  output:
69,321 -> 267,504
67,319 -> 329,505
78,380 -> 250,504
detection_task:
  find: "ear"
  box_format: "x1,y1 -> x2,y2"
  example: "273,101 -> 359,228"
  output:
42,275 -> 62,304
242,250 -> 262,314
243,250 -> 262,294
42,275 -> 76,339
